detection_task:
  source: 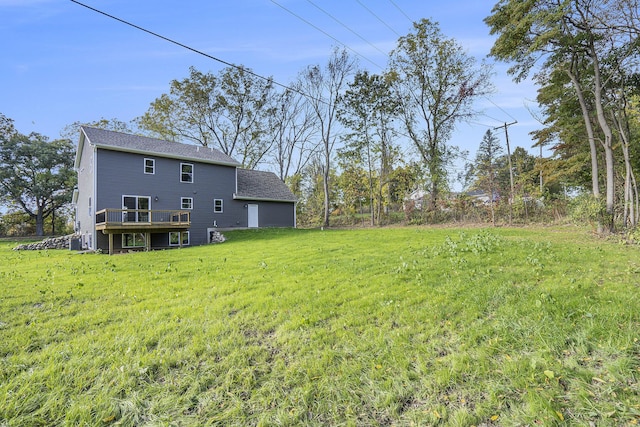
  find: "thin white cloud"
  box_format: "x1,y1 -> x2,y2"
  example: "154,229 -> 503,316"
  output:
0,0 -> 53,5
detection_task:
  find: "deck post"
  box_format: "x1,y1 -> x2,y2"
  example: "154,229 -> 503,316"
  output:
145,232 -> 151,252
108,233 -> 114,255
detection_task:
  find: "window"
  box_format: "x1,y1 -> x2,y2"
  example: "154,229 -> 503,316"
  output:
122,195 -> 151,222
180,163 -> 193,183
214,199 -> 223,213
169,231 -> 190,246
181,197 -> 193,210
144,158 -> 155,174
123,233 -> 146,248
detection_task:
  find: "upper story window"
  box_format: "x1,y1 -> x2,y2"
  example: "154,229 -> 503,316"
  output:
144,158 -> 155,174
214,199 -> 223,213
181,163 -> 193,183
181,197 -> 193,210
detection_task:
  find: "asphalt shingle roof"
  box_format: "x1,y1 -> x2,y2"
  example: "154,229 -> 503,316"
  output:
236,169 -> 297,202
81,127 -> 240,166
80,127 -> 295,203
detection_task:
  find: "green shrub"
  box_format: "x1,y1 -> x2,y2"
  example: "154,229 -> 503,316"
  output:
569,193 -> 607,227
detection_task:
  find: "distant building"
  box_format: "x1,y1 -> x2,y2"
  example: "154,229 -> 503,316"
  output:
405,189 -> 427,210
465,190 -> 499,205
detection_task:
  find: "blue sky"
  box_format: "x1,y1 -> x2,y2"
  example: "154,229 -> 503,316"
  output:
1,0 -> 543,176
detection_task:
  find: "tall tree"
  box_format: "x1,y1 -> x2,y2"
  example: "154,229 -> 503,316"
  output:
267,82 -> 319,181
299,48 -> 358,227
472,130 -> 504,225
531,65 -> 598,192
0,115 -> 76,236
137,66 -> 275,169
337,71 -> 400,225
486,0 -> 640,231
389,19 -> 493,212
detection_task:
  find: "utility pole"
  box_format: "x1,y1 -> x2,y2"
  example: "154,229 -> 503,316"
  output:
495,121 -> 517,225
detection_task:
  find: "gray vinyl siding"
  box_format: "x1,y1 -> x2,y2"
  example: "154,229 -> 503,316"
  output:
75,135 -> 95,249
252,201 -> 296,227
95,148 -> 242,247
75,128 -> 296,252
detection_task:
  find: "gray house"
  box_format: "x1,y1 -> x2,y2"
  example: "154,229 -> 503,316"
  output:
73,127 -> 296,254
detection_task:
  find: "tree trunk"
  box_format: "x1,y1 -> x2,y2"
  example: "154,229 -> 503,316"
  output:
322,122 -> 331,228
322,164 -> 330,227
366,137 -> 375,226
612,110 -> 638,228
36,206 -> 45,236
589,41 -> 615,232
567,65 -> 603,233
567,62 -> 600,199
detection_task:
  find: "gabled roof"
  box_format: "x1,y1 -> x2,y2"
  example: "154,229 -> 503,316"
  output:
76,127 -> 240,168
236,169 -> 297,203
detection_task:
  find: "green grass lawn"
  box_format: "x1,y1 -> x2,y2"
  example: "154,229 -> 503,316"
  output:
1,227 -> 639,426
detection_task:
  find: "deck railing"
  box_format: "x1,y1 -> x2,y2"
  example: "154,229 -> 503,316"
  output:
95,209 -> 190,229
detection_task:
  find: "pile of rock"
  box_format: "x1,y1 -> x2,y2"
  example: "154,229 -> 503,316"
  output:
13,234 -> 80,251
208,230 -> 226,244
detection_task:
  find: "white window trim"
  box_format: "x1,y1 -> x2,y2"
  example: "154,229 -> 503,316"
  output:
180,163 -> 194,183
122,195 -> 151,223
214,199 -> 223,213
122,233 -> 146,248
181,197 -> 193,210
169,231 -> 190,246
144,158 -> 155,175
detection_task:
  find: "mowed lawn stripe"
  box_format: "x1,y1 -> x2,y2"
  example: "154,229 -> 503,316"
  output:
1,227 -> 639,426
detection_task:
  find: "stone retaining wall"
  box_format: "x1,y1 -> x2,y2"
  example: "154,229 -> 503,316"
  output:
13,234 -> 80,251
13,231 -> 226,251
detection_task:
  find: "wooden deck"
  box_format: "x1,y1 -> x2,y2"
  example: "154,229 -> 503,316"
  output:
95,209 -> 191,254
95,209 -> 190,231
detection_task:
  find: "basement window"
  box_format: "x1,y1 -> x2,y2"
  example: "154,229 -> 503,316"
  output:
169,231 -> 190,246
122,233 -> 145,248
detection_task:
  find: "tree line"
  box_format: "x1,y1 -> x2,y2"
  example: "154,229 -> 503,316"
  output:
133,18 -> 494,228
2,4 -> 639,235
486,0 -> 640,231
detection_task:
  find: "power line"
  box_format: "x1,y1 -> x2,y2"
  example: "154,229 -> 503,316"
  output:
387,0 -> 413,24
269,0 -> 384,70
355,0 -> 401,37
305,0 -> 388,57
69,0 -> 327,105
479,112 -> 509,124
468,120 -> 495,128
483,95 -> 518,122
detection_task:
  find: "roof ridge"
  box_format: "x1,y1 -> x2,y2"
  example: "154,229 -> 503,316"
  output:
81,127 -> 241,167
